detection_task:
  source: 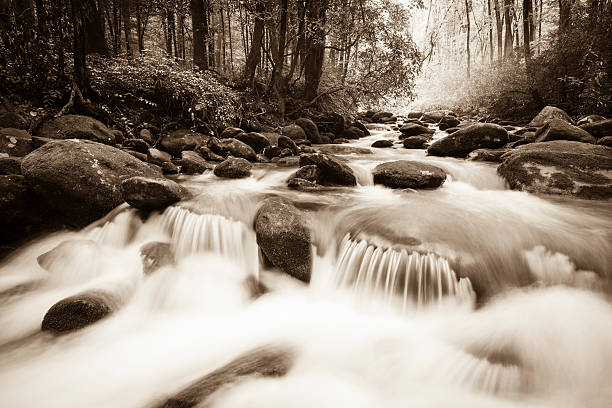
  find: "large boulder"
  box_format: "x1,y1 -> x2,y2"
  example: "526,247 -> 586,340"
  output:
427,123 -> 508,157
403,136 -> 430,149
312,112 -> 345,134
281,124 -> 307,141
41,290 -> 120,334
529,106 -> 572,127
277,135 -> 298,155
120,176 -> 192,211
372,160 -> 447,189
218,138 -> 257,161
497,141 -> 612,199
235,132 -> 271,153
534,119 -> 596,144
299,153 -> 357,186
180,151 -> 214,175
147,148 -> 172,165
400,123 -> 435,137
0,112 -> 27,129
34,114 -> 116,145
295,117 -> 322,144
371,111 -> 395,123
0,128 -> 33,156
255,198 -> 312,282
214,157 -> 252,178
160,129 -> 209,156
580,119 -> 612,139
21,139 -> 161,226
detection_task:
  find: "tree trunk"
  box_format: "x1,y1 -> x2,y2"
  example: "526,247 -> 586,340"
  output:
523,0 -> 531,60
503,0 -> 513,59
243,2 -> 265,89
493,0 -> 503,60
191,0 -> 207,69
166,7 -> 173,57
70,0 -> 90,94
120,0 -> 131,57
304,0 -> 328,101
558,0 -> 573,31
487,0 -> 493,64
465,0 -> 471,78
271,0 -> 288,117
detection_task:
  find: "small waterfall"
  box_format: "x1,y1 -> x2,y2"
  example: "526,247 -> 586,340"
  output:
158,206 -> 258,276
335,234 -> 474,307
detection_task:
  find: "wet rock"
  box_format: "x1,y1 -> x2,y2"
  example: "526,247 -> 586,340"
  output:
529,106 -> 572,127
534,119 -> 596,144
147,148 -> 173,165
580,119 -> 612,139
0,156 -> 22,174
139,128 -> 155,144
195,145 -> 224,162
256,154 -> 270,163
407,111 -> 423,119
317,145 -> 372,155
124,150 -> 148,162
294,138 -> 312,146
300,146 -> 316,154
339,126 -> 365,139
121,177 -> 191,211
333,138 -> 349,144
508,132 -> 537,148
263,145 -> 282,159
371,111 -> 395,123
214,157 -> 252,178
289,165 -> 322,183
21,139 -> 161,226
445,127 -> 461,134
299,153 -> 356,186
438,116 -> 460,130
34,114 -> 115,145
295,117 -> 322,144
244,275 -> 268,299
279,148 -> 293,158
312,112 -> 345,135
371,139 -> 394,148
319,133 -> 332,144
41,290 -> 120,334
277,135 -> 298,155
155,345 -> 294,408
287,178 -> 321,191
123,138 -> 150,153
403,136 -> 430,149
467,148 -> 510,162
421,110 -> 456,123
140,242 -> 175,275
0,112 -> 27,129
180,151 -> 214,175
218,138 -> 257,161
597,136 -> 612,147
162,161 -> 179,174
400,123 -> 435,136
497,141 -> 612,199
372,160 -> 447,189
160,129 -> 209,156
260,132 -> 281,146
220,127 -> 245,139
576,115 -> 606,126
277,156 -> 300,167
0,128 -> 33,156
427,123 -> 508,158
255,197 -> 312,282
281,124 -> 306,141
235,132 -> 271,153
351,121 -> 370,136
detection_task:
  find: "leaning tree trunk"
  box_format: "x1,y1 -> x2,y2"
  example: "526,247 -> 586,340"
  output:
243,2 -> 265,89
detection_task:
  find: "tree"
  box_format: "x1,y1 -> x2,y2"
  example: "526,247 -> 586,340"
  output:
304,0 -> 328,100
192,0 -> 208,69
243,2 -> 265,89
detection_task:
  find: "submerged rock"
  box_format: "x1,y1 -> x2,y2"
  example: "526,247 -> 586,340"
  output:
34,114 -> 116,145
427,123 -> 508,158
21,139 -> 161,226
255,197 -> 312,282
214,157 -> 252,178
497,141 -> 612,199
121,177 -> 191,211
529,106 -> 572,127
41,290 -> 120,334
372,160 -> 447,189
299,153 -> 357,186
155,345 -> 294,408
140,242 -> 175,275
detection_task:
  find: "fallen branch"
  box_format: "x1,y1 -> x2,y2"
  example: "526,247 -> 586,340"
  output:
55,82 -> 87,118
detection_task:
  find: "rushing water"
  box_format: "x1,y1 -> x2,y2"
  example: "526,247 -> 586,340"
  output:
0,126 -> 611,408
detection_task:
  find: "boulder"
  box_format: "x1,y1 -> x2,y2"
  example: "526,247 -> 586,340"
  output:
139,128 -> 155,144
333,138 -> 349,144
508,132 -> 537,148
0,156 -> 22,174
124,150 -> 148,162
160,129 -> 209,156
140,242 -> 175,275
255,198 -> 311,282
281,124 -> 307,141
319,134 -> 332,144
0,128 -> 33,156
372,160 -> 447,189
195,145 -> 224,161
34,114 -> 115,145
467,148 -> 510,162
312,113 -> 345,134
123,138 -> 149,154
317,145 -> 372,155
371,111 -> 394,123
263,145 -> 282,159
529,106 -> 572,126
577,115 -> 606,126
278,135 -> 298,155
597,136 -> 612,147
403,136 -> 430,149
260,132 -> 281,146
299,153 -> 356,186
351,121 -> 370,136
580,119 -> 612,139
220,127 -> 245,139
111,129 -> 125,144
120,177 -> 191,211
427,123 -> 508,157
295,117 -> 322,144
277,156 -> 300,167
400,123 -> 434,136
534,119 -> 596,144
161,161 -> 179,174
289,165 -> 322,183
0,112 -> 27,129
147,148 -> 172,165
180,151 -> 214,175
421,110 -> 456,123
235,132 -> 271,153
217,138 -> 257,161
371,140 -> 394,148
497,141 -> 612,199
338,126 -> 365,139
154,346 -> 293,408
21,139 -> 161,226
279,148 -> 293,158
41,290 -> 120,333
214,157 -> 252,178
287,178 -> 321,191
407,111 -> 423,119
